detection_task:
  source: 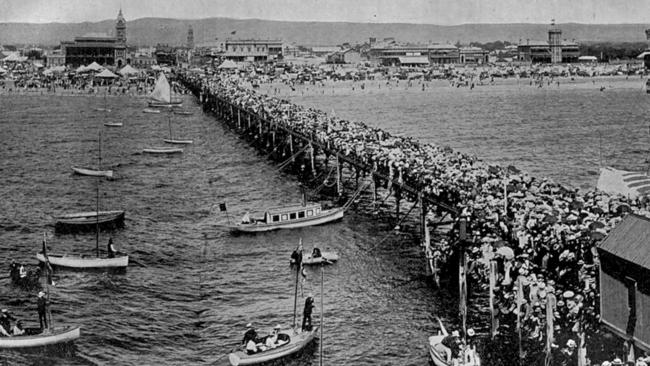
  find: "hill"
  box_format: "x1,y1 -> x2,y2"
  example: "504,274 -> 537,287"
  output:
0,17 -> 648,47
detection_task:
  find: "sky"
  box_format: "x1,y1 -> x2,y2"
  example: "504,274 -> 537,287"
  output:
1,0 -> 649,25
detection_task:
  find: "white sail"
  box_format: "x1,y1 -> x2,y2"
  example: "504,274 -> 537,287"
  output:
149,73 -> 171,103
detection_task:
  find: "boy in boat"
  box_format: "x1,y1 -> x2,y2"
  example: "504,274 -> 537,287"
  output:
264,325 -> 281,350
12,320 -> 25,336
242,323 -> 258,346
107,238 -> 117,258
37,291 -> 48,330
0,309 -> 13,337
312,247 -> 322,259
441,330 -> 462,364
302,294 -> 315,331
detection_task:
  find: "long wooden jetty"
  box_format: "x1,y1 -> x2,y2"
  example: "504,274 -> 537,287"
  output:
180,74 -> 460,242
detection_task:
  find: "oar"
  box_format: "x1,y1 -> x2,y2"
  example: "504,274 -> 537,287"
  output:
128,257 -> 147,268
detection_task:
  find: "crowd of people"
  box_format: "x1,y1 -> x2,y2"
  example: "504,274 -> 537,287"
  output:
179,67 -> 646,364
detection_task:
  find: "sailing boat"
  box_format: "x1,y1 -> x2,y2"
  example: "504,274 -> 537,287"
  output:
163,110 -> 193,145
71,132 -> 113,178
148,72 -> 182,107
227,242 -> 318,365
2,235 -> 81,349
40,171 -> 128,269
94,89 -> 112,113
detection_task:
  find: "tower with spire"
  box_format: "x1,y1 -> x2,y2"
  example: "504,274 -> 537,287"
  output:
187,25 -> 194,49
116,8 -> 127,44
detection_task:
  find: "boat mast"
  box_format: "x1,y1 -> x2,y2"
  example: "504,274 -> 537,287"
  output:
168,111 -> 173,140
96,132 -> 101,258
320,262 -> 324,366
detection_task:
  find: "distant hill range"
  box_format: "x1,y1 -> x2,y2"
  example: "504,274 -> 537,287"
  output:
0,17 -> 648,47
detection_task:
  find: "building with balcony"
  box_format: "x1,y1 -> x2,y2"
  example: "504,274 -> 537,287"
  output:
222,39 -> 283,62
59,9 -> 128,67
459,47 -> 489,64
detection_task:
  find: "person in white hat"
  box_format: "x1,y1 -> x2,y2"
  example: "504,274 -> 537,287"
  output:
242,323 -> 258,347
265,324 -> 282,350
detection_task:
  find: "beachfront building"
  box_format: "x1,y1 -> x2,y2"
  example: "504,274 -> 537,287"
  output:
326,49 -> 361,64
45,49 -> 66,67
132,47 -> 157,69
59,9 -> 128,67
639,29 -> 650,69
517,39 -> 579,63
428,44 -> 460,65
597,214 -> 650,354
222,39 -> 283,62
368,42 -> 430,66
459,47 -> 489,64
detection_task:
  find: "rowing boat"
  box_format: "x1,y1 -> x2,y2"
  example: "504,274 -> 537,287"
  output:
36,253 -> 128,269
291,252 -> 339,265
163,139 -> 194,145
72,166 -> 113,178
219,203 -> 344,233
228,327 -> 318,365
428,319 -> 480,366
104,122 -> 123,127
173,110 -> 193,115
55,210 -> 125,233
142,147 -> 183,154
143,108 -> 161,114
0,326 -> 80,349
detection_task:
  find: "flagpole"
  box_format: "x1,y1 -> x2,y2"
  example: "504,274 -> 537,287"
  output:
320,262 -> 324,366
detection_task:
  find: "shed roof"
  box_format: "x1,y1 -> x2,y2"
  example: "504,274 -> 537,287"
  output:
597,213 -> 650,269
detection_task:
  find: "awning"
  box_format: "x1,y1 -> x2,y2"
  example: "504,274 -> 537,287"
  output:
398,56 -> 430,65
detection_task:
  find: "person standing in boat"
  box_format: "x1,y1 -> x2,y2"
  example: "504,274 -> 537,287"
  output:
291,239 -> 304,266
302,293 -> 315,331
37,291 -> 48,330
107,238 -> 117,258
241,211 -> 252,224
0,309 -> 13,337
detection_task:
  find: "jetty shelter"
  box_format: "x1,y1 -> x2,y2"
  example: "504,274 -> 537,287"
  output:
597,214 -> 650,352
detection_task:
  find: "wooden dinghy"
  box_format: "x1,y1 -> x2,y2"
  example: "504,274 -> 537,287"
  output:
173,110 -> 193,115
0,326 -> 80,349
220,203 -> 344,233
36,253 -> 128,269
142,147 -> 183,154
148,99 -> 182,108
143,108 -> 161,114
55,210 -> 125,233
228,327 -> 318,366
71,166 -> 113,178
428,319 -> 480,366
104,122 -> 123,127
163,139 -> 193,145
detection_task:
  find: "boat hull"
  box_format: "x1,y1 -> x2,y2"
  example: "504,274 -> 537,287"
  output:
71,167 -> 113,178
143,108 -> 161,114
0,326 -> 80,349
163,139 -> 193,145
143,148 -> 184,154
228,327 -> 318,366
148,100 -> 182,107
104,122 -> 122,127
55,210 -> 125,233
36,253 -> 129,269
224,209 -> 344,233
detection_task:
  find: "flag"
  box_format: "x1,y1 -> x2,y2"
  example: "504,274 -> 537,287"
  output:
597,167 -> 650,198
219,203 -> 227,212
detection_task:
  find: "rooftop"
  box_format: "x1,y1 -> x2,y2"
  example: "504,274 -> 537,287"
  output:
597,213 -> 650,269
